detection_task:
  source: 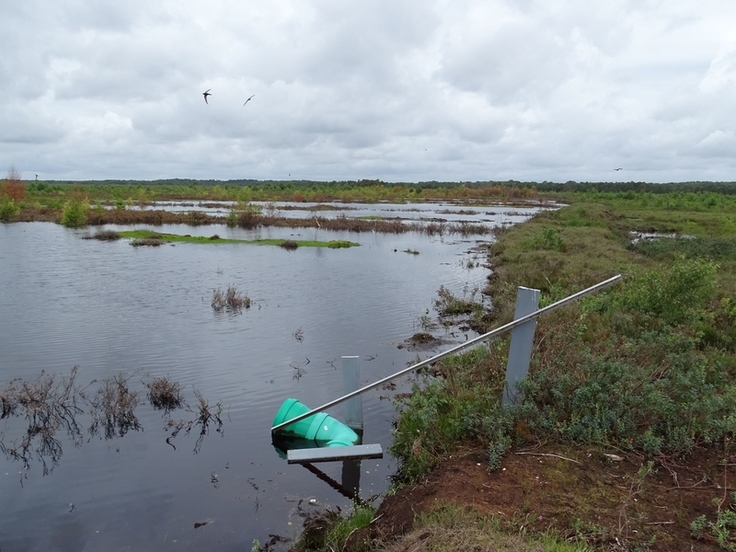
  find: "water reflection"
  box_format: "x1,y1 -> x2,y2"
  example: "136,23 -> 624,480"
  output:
271,436 -> 370,505
0,368 -> 225,479
0,367 -> 85,477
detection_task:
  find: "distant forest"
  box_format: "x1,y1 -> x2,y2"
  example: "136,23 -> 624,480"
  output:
24,178 -> 736,195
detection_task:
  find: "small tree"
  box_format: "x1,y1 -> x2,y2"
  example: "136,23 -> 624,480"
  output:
0,165 -> 26,203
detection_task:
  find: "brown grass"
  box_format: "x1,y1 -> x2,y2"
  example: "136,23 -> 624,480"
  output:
165,389 -> 223,453
83,229 -> 121,241
0,367 -> 84,475
131,238 -> 163,247
211,285 -> 251,312
147,377 -> 184,412
15,204 -> 496,236
0,369 -> 229,472
280,239 -> 299,250
88,373 -> 141,439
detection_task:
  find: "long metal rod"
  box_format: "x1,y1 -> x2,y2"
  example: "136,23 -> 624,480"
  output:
272,273 -> 622,433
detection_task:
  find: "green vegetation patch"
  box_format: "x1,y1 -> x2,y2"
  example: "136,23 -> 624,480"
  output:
392,194 -> 736,476
119,230 -> 241,243
116,230 -> 359,248
294,504 -> 376,552
252,238 -> 359,248
628,235 -> 736,261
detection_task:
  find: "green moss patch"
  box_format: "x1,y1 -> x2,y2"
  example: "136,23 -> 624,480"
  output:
116,230 -> 359,248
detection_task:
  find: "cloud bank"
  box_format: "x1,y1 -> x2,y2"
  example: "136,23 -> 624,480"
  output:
2,0 -> 736,182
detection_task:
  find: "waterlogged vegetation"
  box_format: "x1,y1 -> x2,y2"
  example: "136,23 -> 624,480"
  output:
370,190 -> 736,551
211,285 -> 251,312
0,368 -> 224,477
294,503 -> 378,552
112,229 -> 360,248
0,175 -> 543,235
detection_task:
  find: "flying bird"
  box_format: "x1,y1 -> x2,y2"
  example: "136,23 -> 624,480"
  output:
243,94 -> 255,106
614,167 -> 623,171
203,89 -> 212,104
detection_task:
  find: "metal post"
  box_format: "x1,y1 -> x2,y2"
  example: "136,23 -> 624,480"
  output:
342,356 -> 363,432
503,287 -> 540,405
341,460 -> 361,496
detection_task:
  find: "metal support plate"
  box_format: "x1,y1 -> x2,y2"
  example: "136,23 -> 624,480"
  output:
287,444 -> 383,464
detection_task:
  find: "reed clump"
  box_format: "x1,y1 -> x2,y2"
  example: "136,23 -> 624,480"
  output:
0,368 -> 228,472
280,239 -> 299,250
147,377 -> 184,412
88,373 -> 141,439
131,238 -> 163,247
211,285 -> 251,312
0,367 -> 84,474
433,285 -> 478,316
83,229 -> 121,241
165,389 -> 223,453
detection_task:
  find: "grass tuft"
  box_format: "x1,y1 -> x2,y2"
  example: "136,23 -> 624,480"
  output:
147,377 -> 184,412
88,373 -> 141,439
280,239 -> 299,250
83,229 -> 121,241
294,504 -> 376,552
131,238 -> 163,247
212,285 -> 251,312
384,504 -> 589,552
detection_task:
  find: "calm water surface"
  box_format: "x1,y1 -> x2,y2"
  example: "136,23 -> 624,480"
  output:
0,206 -> 539,551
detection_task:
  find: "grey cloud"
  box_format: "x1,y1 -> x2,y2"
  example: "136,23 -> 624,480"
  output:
2,0 -> 736,182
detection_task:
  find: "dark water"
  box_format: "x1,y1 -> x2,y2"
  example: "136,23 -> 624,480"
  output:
0,206 -> 540,551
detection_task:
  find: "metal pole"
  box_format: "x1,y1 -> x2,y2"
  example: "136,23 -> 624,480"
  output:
503,287 -> 540,405
272,274 -> 622,433
342,356 -> 363,432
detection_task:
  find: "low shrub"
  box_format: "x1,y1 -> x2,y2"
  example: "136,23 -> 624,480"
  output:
61,199 -> 89,228
519,332 -> 736,456
390,346 -> 510,482
614,257 -> 718,325
233,202 -> 263,229
691,492 -> 736,549
524,226 -> 566,252
628,236 -> 736,261
0,200 -> 20,222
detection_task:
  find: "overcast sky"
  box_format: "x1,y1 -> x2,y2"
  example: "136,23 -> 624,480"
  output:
2,1 -> 736,183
